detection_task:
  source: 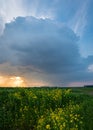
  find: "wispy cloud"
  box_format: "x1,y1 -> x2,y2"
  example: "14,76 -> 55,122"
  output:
0,0 -> 25,22
69,0 -> 90,36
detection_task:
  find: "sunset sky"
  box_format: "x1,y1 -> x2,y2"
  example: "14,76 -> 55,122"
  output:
0,0 -> 93,87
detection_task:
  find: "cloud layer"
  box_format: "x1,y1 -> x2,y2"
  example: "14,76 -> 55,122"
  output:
0,16 -> 93,86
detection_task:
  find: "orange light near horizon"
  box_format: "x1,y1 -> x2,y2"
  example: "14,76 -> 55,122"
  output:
10,76 -> 25,87
0,76 -> 26,87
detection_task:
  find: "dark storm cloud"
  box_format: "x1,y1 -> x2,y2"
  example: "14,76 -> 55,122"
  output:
0,17 -> 79,72
0,16 -> 93,86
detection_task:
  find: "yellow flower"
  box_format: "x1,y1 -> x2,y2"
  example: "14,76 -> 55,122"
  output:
46,124 -> 50,129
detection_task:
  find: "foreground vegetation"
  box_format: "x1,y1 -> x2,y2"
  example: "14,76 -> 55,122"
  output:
0,87 -> 93,130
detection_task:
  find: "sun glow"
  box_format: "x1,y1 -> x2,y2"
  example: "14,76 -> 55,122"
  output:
0,76 -> 26,87
10,76 -> 25,87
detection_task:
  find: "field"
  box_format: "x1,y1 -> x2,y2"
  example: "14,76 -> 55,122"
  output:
0,87 -> 93,130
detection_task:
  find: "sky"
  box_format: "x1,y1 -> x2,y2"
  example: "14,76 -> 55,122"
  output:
0,0 -> 93,87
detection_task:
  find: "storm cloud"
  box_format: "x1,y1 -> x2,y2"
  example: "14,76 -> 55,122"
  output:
0,16 -> 93,86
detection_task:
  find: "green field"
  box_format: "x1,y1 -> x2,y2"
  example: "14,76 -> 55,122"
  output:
0,87 -> 93,130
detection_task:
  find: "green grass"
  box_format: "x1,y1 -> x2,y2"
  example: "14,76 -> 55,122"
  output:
0,87 -> 93,130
